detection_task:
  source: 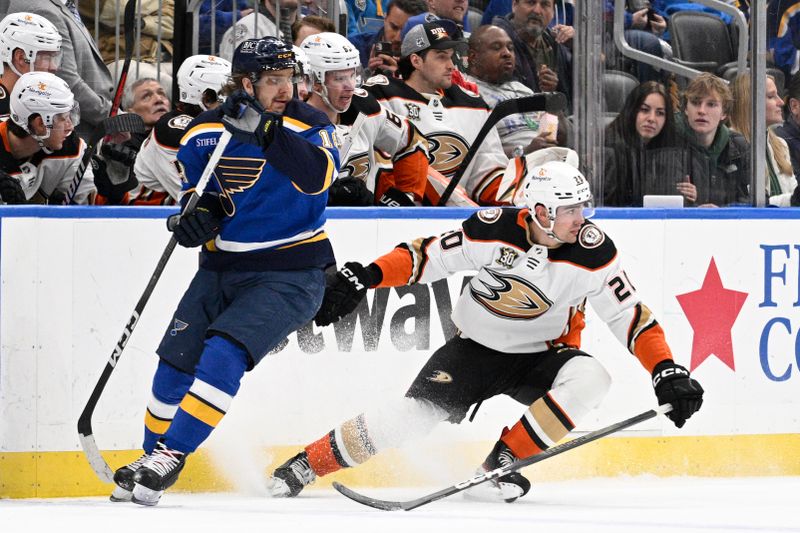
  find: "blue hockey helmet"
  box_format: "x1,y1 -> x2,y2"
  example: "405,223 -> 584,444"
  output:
232,37 -> 296,83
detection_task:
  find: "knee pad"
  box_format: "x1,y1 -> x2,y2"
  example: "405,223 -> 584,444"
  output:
549,355 -> 612,421
194,335 -> 249,396
152,359 -> 194,405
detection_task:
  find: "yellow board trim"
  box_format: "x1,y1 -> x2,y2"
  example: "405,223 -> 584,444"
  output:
179,394 -> 225,428
3,434 -> 800,498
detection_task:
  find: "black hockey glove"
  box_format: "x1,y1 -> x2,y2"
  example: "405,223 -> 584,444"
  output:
221,90 -> 281,151
46,189 -> 66,205
378,187 -> 415,207
652,360 -> 704,428
167,194 -> 223,248
327,177 -> 374,206
314,262 -> 382,327
92,156 -> 138,204
0,170 -> 27,204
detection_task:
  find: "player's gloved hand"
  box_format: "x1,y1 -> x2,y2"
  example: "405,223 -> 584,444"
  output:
167,195 -> 223,248
378,187 -> 415,207
327,177 -> 374,206
101,142 -> 139,167
46,188 -> 66,205
314,261 -> 382,327
92,156 -> 138,204
221,89 -> 281,151
0,169 -> 27,204
652,360 -> 704,428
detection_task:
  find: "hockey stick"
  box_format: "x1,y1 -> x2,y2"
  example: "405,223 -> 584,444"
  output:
333,403 -> 673,511
437,92 -> 568,206
62,113 -> 146,205
109,0 -> 138,117
77,130 -> 232,483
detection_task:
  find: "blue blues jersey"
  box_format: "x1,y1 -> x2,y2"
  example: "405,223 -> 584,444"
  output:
177,99 -> 339,272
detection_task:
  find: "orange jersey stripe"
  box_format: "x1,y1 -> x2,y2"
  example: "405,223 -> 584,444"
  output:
373,247 -> 414,287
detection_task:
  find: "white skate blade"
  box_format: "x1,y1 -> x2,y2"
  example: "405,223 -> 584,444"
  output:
131,483 -> 164,506
462,480 -> 524,503
109,486 -> 132,502
265,476 -> 292,498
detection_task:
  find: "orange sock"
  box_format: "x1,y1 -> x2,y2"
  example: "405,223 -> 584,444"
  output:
305,431 -> 346,477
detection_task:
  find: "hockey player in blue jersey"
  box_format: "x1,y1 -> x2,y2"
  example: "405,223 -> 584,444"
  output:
109,36 -> 340,506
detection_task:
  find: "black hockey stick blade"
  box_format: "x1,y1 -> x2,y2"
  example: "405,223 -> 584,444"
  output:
437,92 -> 567,206
333,404 -> 672,511
109,0 -> 138,116
63,113 -> 146,205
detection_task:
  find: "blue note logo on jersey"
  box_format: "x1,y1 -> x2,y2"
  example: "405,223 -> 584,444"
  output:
170,318 -> 189,336
214,156 -> 266,216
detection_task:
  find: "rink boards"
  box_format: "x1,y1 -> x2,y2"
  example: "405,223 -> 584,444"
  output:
1,206 -> 799,498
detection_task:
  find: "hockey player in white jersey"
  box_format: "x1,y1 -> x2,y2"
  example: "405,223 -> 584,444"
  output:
268,160 -> 704,501
1,71 -> 92,204
0,12 -> 62,120
363,20 -> 512,206
131,55 -> 231,205
300,32 -> 429,206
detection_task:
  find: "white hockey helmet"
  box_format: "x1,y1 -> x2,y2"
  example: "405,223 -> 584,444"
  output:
300,32 -> 362,87
177,54 -> 232,109
523,160 -> 594,239
10,71 -> 79,142
0,12 -> 62,77
292,45 -> 309,78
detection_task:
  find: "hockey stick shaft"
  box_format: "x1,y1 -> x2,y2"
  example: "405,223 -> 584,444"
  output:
437,92 -> 567,206
77,130 -> 232,483
109,0 -> 138,117
333,403 -> 672,511
63,113 -> 145,205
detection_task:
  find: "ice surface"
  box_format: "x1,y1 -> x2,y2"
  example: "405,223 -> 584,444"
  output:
2,476 -> 798,533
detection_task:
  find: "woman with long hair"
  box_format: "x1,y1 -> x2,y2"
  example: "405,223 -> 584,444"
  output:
604,81 -> 690,206
729,72 -> 798,206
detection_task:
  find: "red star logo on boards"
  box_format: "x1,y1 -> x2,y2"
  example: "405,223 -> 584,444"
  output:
676,258 -> 748,372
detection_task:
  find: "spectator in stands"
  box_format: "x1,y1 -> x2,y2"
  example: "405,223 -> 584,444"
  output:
0,12 -> 63,120
219,0 -> 299,60
130,55 -> 231,205
603,1 -> 667,84
346,0 -> 385,36
0,0 -> 116,140
492,0 -> 573,105
198,1 -> 254,55
776,72 -> 800,175
292,15 -> 335,45
729,72 -> 798,206
93,77 -> 171,205
366,21 -> 509,205
1,71 -> 93,204
676,73 -> 750,207
350,0 -> 427,76
465,24 -> 560,158
301,32 -> 429,206
603,81 -> 690,206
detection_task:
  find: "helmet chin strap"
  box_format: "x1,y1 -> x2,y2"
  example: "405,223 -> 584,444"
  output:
531,212 -> 568,244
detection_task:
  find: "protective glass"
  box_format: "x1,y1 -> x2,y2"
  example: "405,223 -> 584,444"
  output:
254,73 -> 305,87
31,50 -> 62,73
555,200 -> 595,220
324,68 -> 363,90
50,103 -> 80,130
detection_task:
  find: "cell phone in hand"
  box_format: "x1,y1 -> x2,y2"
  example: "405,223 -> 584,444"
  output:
374,41 -> 399,58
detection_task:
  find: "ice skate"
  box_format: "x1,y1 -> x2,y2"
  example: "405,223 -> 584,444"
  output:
110,453 -> 149,502
267,451 -> 316,497
131,441 -> 186,506
463,441 -> 531,503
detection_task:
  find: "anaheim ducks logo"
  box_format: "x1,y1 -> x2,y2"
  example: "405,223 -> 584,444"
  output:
427,132 -> 470,176
470,269 -> 553,320
343,153 -> 371,181
214,156 -> 265,216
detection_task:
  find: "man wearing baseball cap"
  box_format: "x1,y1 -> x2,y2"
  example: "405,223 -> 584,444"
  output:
361,20 -> 510,205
